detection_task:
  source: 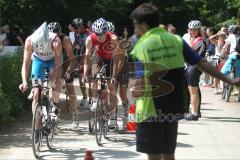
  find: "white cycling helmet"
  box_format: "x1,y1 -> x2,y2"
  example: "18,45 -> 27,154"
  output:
92,18 -> 108,34
31,22 -> 49,52
48,22 -> 61,33
188,20 -> 202,29
106,21 -> 115,32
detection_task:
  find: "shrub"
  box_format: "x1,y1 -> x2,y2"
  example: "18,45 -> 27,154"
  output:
0,52 -> 30,128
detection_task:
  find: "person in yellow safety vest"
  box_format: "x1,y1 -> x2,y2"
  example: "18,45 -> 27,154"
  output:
130,3 -> 240,160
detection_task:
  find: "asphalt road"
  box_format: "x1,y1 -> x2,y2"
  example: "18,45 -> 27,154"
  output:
0,84 -> 240,160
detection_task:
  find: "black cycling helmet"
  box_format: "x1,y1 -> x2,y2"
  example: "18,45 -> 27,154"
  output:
48,22 -> 61,33
72,18 -> 84,28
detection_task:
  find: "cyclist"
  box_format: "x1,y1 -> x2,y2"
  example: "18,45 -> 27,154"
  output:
221,41 -> 240,102
184,20 -> 206,121
221,25 -> 239,56
83,18 -> 125,129
72,18 -> 92,107
19,22 -> 62,138
106,21 -> 129,131
48,22 -> 79,128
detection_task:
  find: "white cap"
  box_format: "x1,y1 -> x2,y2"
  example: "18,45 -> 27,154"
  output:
31,22 -> 49,52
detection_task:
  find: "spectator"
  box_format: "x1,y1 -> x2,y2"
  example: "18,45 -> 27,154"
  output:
220,26 -> 228,36
159,24 -> 166,30
68,23 -> 75,44
206,27 -> 216,87
182,28 -> 190,44
0,26 -> 7,47
86,20 -> 93,34
209,30 -> 227,93
123,27 -> 129,40
4,25 -> 24,47
221,25 -> 239,57
167,24 -> 177,34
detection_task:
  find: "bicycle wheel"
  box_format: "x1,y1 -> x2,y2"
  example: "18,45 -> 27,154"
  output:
32,103 -> 42,159
88,110 -> 95,134
225,85 -> 233,102
95,96 -> 103,146
222,86 -> 226,99
46,119 -> 56,150
198,87 -> 202,115
102,101 -> 110,139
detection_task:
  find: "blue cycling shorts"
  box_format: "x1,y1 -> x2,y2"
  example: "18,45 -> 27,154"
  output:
31,56 -> 55,82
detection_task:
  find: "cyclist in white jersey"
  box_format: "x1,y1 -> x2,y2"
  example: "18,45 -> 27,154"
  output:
221,25 -> 239,56
19,22 -> 62,128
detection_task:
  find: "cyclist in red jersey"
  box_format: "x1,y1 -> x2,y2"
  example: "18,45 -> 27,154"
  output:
83,18 -> 125,129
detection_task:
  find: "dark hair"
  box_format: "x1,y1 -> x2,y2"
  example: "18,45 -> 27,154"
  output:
131,3 -> 160,28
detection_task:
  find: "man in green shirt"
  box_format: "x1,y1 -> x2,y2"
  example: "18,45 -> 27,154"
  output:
130,3 -> 240,160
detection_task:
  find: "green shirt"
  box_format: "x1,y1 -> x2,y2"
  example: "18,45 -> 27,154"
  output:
130,27 -> 185,122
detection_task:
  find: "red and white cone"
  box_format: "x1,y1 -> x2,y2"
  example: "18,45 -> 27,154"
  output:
126,98 -> 136,133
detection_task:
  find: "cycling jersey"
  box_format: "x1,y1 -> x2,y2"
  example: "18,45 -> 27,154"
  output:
225,34 -> 239,53
32,32 -> 57,61
90,32 -> 113,60
190,36 -> 205,58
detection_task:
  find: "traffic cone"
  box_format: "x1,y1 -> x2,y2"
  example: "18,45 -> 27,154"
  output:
126,99 -> 136,132
84,150 -> 94,160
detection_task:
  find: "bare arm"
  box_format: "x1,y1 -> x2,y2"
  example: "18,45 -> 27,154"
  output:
220,39 -> 230,58
197,59 -> 240,86
111,35 -> 126,77
209,34 -> 218,46
21,37 -> 32,84
63,36 -> 76,74
83,36 -> 92,77
52,36 -> 62,80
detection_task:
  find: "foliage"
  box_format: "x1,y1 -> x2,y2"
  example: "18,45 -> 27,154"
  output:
1,0 -> 240,36
0,52 -> 30,128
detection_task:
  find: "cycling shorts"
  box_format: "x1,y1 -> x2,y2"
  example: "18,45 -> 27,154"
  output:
187,65 -> 202,87
31,55 -> 55,82
91,53 -> 112,78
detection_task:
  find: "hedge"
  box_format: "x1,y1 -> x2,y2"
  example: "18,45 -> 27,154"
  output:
0,52 -> 31,128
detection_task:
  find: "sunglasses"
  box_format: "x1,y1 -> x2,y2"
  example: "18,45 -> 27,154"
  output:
189,28 -> 199,32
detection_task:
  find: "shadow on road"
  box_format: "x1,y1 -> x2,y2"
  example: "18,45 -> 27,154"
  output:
204,116 -> 240,123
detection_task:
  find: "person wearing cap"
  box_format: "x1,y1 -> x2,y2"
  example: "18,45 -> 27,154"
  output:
19,22 -> 62,130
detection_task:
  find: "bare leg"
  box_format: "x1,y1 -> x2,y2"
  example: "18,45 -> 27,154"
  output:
32,87 -> 40,128
162,154 -> 175,160
188,86 -> 200,114
148,154 -> 163,160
